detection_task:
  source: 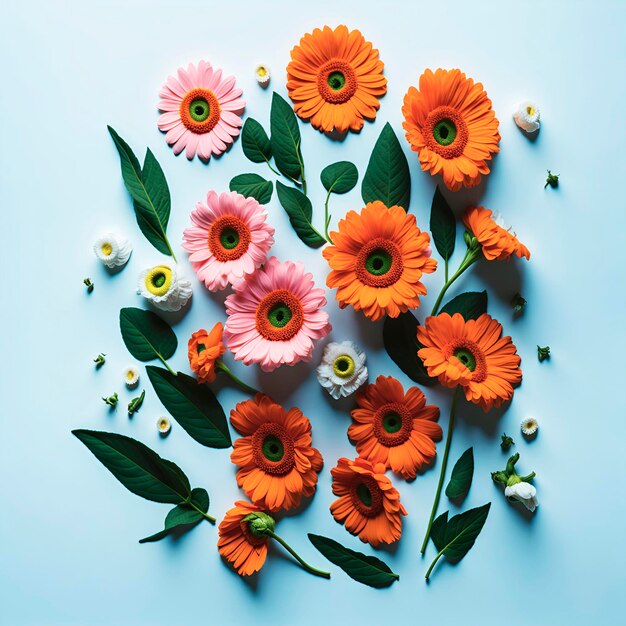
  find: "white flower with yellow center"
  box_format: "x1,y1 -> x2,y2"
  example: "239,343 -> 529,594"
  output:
93,233 -> 132,268
123,366 -> 140,389
255,64 -> 271,87
137,262 -> 192,312
513,101 -> 541,133
316,340 -> 368,399
157,416 -> 171,435
521,417 -> 539,437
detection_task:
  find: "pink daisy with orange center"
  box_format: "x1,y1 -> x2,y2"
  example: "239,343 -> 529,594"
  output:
224,257 -> 331,371
182,191 -> 275,291
158,60 -> 245,161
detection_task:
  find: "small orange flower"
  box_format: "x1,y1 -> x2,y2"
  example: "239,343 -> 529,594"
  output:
187,323 -> 226,384
349,376 -> 442,479
402,68 -> 500,191
323,201 -> 437,321
463,206 -> 530,261
417,313 -> 522,412
217,500 -> 270,576
286,25 -> 387,134
230,395 -> 323,512
330,457 -> 407,547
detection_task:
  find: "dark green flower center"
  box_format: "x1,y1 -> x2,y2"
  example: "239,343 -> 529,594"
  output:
382,411 -> 402,434
433,118 -> 457,146
220,227 -> 239,250
197,344 -> 206,355
356,482 -> 373,507
336,357 -> 350,372
454,348 -> 476,371
151,272 -> 166,288
268,302 -> 292,328
365,249 -> 393,276
327,71 -> 346,91
262,434 -> 284,462
189,97 -> 210,122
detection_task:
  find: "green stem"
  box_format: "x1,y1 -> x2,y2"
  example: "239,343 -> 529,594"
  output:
430,249 -> 480,316
265,159 -> 282,178
420,387 -> 461,555
167,240 -> 178,263
323,189 -> 333,243
444,257 -> 449,283
216,361 -> 260,395
425,547 -> 445,581
268,531 -> 330,579
189,501 -> 216,524
158,354 -> 177,376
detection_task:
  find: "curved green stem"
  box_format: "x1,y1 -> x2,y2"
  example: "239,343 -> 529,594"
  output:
323,189 -> 333,243
430,249 -> 481,316
425,546 -> 445,581
420,387 -> 461,555
216,361 -> 260,395
268,531 -> 330,579
158,354 -> 177,376
189,501 -> 216,524
264,159 -> 282,178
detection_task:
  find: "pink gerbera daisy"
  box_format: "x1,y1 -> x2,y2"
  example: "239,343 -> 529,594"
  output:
182,191 -> 275,291
158,60 -> 245,161
224,257 -> 332,371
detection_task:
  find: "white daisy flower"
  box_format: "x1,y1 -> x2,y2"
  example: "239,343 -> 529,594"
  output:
316,340 -> 368,400
255,64 -> 271,87
93,233 -> 132,268
157,416 -> 171,436
137,262 -> 192,312
123,366 -> 140,388
505,481 -> 538,512
521,417 -> 539,437
513,101 -> 541,133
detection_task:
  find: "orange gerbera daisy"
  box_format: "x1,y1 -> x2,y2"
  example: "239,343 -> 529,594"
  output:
187,323 -> 226,384
323,201 -> 437,321
330,457 -> 407,547
230,394 -> 323,512
463,206 -> 530,261
349,376 -> 442,479
402,68 -> 500,191
417,313 -> 522,412
217,500 -> 270,576
286,25 -> 387,134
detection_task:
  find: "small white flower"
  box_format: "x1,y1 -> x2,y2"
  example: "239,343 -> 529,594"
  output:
93,233 -> 132,268
505,481 -> 538,512
157,416 -> 171,435
521,417 -> 539,437
123,366 -> 140,388
316,340 -> 368,400
137,262 -> 192,312
513,101 -> 541,133
255,64 -> 271,87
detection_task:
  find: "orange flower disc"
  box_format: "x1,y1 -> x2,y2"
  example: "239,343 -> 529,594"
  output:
207,214 -> 252,262
179,88 -> 221,134
255,289 -> 305,342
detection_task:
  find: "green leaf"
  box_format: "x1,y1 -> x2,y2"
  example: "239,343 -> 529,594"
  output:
139,488 -> 209,543
270,92 -> 303,181
321,161 -> 359,194
72,429 -> 191,504
382,312 -> 436,386
275,181 -> 326,248
430,503 -> 491,564
229,173 -> 273,204
146,366 -> 231,448
308,534 -> 399,588
430,186 -> 456,261
119,307 -> 177,363
445,447 -> 474,500
440,291 -> 488,320
108,127 -> 174,257
241,118 -> 272,163
361,122 -> 411,210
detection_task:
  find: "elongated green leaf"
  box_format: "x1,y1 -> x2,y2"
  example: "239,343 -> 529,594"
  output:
430,186 -> 456,261
276,182 -> 326,248
308,534 -> 398,588
440,291 -> 488,320
270,93 -> 303,181
146,366 -> 231,448
72,429 -> 191,504
431,503 -> 491,567
139,488 -> 209,543
119,307 -> 177,363
445,447 -> 474,500
361,123 -> 410,210
321,161 -> 358,194
383,312 -> 436,386
108,127 -> 173,257
241,118 -> 272,163
230,173 -> 273,204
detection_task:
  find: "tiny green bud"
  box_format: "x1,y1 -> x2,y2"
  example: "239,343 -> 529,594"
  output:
544,170 -> 559,189
243,512 -> 275,538
511,293 -> 527,315
94,353 -> 106,368
102,392 -> 119,408
127,390 -> 145,416
500,433 -> 514,451
84,278 -> 94,293
463,230 -> 479,251
491,470 -> 508,485
537,345 -> 550,362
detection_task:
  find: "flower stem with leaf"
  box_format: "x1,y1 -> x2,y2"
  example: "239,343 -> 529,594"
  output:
215,361 -> 261,395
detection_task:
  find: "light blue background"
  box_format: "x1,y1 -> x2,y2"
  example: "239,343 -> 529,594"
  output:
1,1 -> 625,624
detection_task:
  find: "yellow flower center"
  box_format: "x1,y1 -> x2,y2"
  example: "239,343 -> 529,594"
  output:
257,66 -> 267,77
101,243 -> 113,256
333,355 -> 355,378
526,106 -> 535,116
126,370 -> 135,380
145,265 -> 173,296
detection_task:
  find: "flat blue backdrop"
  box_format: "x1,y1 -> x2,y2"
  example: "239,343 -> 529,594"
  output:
1,1 -> 625,624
